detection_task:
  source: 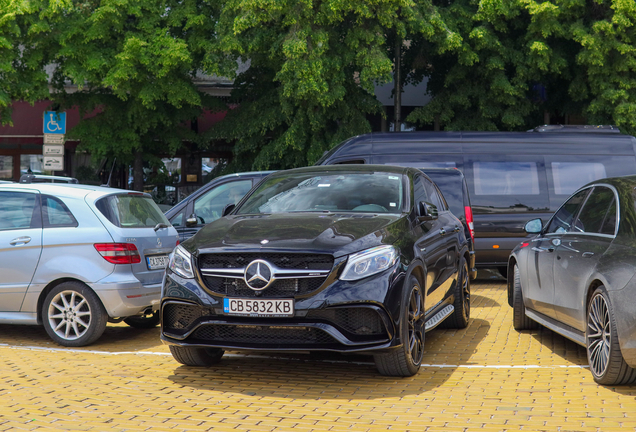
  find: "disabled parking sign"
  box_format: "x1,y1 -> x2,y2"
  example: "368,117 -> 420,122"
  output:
43,111 -> 66,134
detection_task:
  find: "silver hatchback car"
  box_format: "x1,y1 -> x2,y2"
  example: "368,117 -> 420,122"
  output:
0,183 -> 178,346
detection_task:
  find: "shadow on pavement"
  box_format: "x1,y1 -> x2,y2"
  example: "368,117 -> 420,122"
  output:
529,328 -> 587,365
166,318 -> 491,399
470,293 -> 500,308
0,323 -> 164,352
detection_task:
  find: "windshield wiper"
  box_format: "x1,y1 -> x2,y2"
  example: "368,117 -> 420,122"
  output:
286,210 -> 333,213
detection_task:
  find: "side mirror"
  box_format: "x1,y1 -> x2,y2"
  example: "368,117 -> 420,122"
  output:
417,201 -> 438,222
524,218 -> 543,234
222,203 -> 236,217
186,214 -> 198,227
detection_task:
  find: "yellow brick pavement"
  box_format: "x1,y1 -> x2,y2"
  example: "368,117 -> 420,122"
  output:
0,276 -> 634,431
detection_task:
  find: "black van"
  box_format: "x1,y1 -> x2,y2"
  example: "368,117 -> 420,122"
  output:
316,125 -> 636,275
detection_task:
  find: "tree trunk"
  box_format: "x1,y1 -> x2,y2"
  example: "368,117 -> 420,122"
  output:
394,37 -> 402,132
133,150 -> 144,191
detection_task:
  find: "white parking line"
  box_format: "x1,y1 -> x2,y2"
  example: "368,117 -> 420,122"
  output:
0,344 -> 589,368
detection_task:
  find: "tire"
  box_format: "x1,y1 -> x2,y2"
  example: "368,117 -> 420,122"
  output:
374,276 -> 425,377
440,256 -> 470,329
512,264 -> 539,331
42,281 -> 108,347
586,287 -> 636,385
169,345 -> 225,367
124,311 -> 161,329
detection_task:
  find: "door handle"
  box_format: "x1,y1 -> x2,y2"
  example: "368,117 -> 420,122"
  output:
439,228 -> 446,236
9,236 -> 31,245
582,252 -> 594,258
547,247 -> 555,252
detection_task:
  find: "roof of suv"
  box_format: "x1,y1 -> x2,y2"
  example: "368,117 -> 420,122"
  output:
273,164 -> 411,176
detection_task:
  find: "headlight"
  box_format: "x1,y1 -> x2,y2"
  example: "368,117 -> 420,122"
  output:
169,245 -> 195,279
340,245 -> 399,281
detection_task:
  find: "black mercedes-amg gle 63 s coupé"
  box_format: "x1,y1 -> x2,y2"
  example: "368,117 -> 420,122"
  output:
161,165 -> 471,376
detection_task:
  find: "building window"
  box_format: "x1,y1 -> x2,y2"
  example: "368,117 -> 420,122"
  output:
0,156 -> 12,180
20,155 -> 52,176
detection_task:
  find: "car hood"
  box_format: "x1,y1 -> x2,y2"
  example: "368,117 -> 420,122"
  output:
184,212 -> 407,258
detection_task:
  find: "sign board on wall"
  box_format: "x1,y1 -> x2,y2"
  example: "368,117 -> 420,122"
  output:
43,145 -> 64,156
43,156 -> 64,171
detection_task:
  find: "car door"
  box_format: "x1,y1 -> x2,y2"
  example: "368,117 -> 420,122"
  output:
0,190 -> 43,311
424,176 -> 461,299
411,175 -> 451,312
524,188 -> 589,319
552,186 -> 616,331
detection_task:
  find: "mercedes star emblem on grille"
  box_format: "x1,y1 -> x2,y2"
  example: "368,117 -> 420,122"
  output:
244,260 -> 274,290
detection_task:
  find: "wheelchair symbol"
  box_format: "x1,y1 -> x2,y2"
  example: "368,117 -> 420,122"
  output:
46,113 -> 62,132
43,111 -> 65,134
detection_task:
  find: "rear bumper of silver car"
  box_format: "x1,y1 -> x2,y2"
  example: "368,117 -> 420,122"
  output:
89,278 -> 161,318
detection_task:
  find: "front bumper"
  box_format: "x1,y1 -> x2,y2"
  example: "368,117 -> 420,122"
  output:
160,265 -> 404,353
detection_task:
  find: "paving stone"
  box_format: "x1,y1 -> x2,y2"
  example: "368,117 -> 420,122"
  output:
0,280 -> 634,431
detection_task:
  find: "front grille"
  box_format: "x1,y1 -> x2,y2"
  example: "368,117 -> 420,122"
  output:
202,276 -> 326,297
307,308 -> 386,336
191,324 -> 336,345
198,253 -> 333,271
163,303 -> 204,330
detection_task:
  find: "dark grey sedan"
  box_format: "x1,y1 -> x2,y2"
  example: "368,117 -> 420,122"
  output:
507,176 -> 636,385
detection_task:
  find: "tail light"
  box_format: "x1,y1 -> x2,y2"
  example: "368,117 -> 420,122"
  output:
464,206 -> 475,242
94,243 -> 141,264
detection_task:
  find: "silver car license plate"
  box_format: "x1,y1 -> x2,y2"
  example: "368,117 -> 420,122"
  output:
147,255 -> 169,270
223,298 -> 294,317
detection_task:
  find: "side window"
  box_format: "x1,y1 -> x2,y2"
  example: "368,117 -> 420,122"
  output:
546,189 -> 589,234
423,178 -> 445,211
42,196 -> 78,228
169,209 -> 185,228
465,157 -> 550,212
412,176 -> 428,208
193,180 -> 252,225
0,192 -> 38,231
600,198 -> 617,235
550,162 -> 606,196
473,161 -> 540,195
573,187 -> 616,235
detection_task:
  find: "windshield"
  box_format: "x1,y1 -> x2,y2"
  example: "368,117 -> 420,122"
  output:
236,172 -> 404,215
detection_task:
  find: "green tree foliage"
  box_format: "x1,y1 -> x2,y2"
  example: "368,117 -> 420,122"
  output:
4,0 -> 636,176
0,0 -> 51,124
207,0 -> 458,170
2,0 -> 222,188
573,0 -> 636,134
409,0 -> 636,135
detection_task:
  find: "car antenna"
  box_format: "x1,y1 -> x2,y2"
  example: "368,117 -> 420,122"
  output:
102,158 -> 116,187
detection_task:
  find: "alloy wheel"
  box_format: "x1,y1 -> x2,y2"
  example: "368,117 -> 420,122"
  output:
407,286 -> 424,365
587,293 -> 611,377
47,290 -> 92,341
